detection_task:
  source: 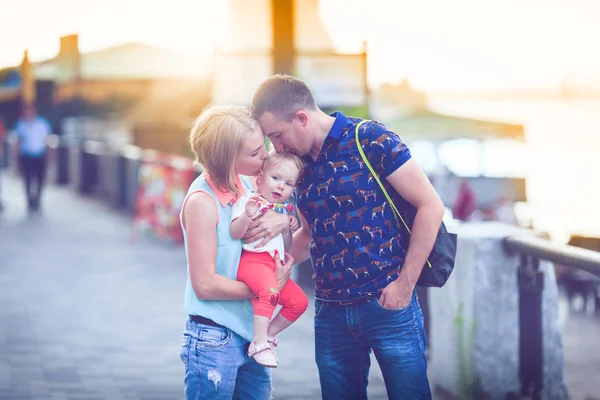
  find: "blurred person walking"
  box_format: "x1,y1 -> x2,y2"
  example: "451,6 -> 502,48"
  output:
13,104 -> 51,212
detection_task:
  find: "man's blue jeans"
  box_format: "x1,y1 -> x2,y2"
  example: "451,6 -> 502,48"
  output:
314,291 -> 431,399
180,318 -> 272,400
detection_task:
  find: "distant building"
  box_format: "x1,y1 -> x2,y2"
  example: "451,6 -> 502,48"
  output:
367,79 -> 527,214
0,34 -> 210,152
47,35 -> 209,105
370,80 -> 428,121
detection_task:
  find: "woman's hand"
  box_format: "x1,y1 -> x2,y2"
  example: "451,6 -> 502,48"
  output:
274,251 -> 294,290
243,209 -> 290,247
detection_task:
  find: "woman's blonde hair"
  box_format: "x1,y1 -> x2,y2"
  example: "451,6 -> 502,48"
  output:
189,104 -> 258,194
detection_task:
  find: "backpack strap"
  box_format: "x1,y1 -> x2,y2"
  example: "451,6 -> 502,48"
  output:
354,120 -> 432,269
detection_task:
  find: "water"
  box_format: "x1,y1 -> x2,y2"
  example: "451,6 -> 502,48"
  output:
428,98 -> 600,240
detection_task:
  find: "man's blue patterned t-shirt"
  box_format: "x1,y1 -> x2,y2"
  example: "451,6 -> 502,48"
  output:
297,112 -> 413,301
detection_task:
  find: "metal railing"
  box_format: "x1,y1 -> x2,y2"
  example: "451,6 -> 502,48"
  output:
504,235 -> 600,400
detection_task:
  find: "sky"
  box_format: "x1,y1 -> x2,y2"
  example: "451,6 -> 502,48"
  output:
1,0 -> 600,91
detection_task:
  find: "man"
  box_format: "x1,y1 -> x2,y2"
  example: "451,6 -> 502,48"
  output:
251,75 -> 444,399
14,104 -> 51,212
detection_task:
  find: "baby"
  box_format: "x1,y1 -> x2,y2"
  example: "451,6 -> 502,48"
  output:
230,152 -> 308,368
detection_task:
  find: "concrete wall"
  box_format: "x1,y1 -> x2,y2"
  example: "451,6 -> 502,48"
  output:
428,222 -> 568,399
433,174 -> 527,211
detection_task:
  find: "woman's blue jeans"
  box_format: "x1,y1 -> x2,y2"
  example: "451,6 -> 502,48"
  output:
180,318 -> 272,400
314,291 -> 431,400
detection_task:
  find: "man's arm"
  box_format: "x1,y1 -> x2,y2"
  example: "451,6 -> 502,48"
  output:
379,159 -> 445,309
289,211 -> 312,264
282,220 -> 293,251
359,121 -> 444,308
388,159 -> 444,283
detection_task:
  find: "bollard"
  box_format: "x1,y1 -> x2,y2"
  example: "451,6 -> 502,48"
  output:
56,137 -> 70,185
121,145 -> 142,214
117,153 -> 127,209
518,255 -> 544,400
97,148 -> 120,204
69,142 -> 82,193
79,140 -> 103,195
2,140 -> 9,168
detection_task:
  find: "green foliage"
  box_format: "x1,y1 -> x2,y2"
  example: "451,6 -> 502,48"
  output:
323,105 -> 370,119
455,303 -> 481,399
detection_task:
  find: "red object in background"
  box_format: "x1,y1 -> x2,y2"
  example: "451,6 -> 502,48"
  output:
453,180 -> 476,222
132,152 -> 196,243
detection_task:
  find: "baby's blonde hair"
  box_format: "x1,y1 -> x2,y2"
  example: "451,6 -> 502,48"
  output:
262,152 -> 305,185
189,104 -> 258,194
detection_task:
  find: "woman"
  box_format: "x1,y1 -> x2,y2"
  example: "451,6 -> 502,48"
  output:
179,105 -> 293,399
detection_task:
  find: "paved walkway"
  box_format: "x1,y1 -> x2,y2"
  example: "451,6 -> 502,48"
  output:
1,173 -> 599,399
0,174 -> 387,400
561,306 -> 600,400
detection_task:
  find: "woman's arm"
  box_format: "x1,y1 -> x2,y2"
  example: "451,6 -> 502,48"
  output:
183,192 -> 254,300
242,209 -> 290,247
289,212 -> 312,264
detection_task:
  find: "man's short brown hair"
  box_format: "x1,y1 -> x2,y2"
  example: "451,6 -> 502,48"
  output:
251,74 -> 317,122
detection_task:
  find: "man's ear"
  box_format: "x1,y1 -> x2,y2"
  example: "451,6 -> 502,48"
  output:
295,110 -> 309,126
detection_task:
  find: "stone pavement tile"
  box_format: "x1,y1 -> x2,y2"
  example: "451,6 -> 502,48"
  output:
118,383 -> 180,400
6,354 -> 41,369
562,312 -> 600,400
42,368 -> 82,385
66,397 -> 109,400
78,395 -> 128,400
9,365 -> 44,380
48,394 -> 69,400
0,386 -> 33,399
76,377 -> 116,388
0,362 -> 10,382
27,381 -> 58,399
46,386 -> 89,396
76,364 -> 112,376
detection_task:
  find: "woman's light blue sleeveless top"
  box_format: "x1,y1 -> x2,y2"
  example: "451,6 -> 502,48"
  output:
180,173 -> 254,342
